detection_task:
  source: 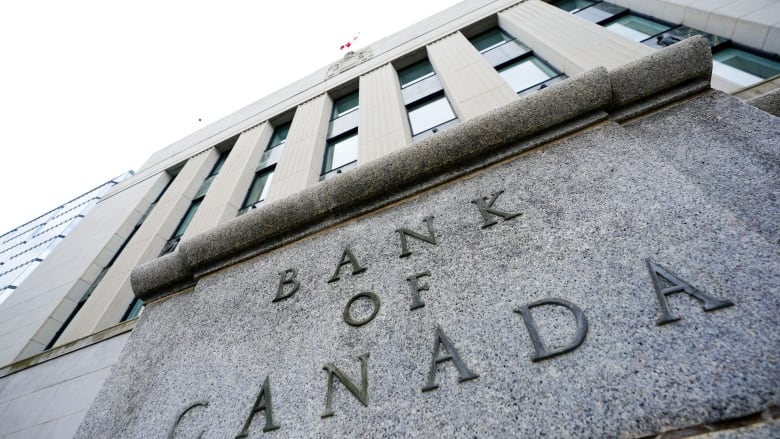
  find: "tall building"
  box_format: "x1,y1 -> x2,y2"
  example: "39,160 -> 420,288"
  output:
1,1 -> 778,438
0,172 -> 132,310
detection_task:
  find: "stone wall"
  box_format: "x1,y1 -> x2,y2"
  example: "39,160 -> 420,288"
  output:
76,37 -> 779,438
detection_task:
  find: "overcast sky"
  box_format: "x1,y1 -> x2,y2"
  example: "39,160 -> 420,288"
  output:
0,0 -> 460,233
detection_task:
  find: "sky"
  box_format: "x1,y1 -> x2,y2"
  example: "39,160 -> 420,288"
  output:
0,0 -> 460,233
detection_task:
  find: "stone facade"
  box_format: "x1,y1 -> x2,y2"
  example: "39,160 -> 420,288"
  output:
77,38 -> 780,438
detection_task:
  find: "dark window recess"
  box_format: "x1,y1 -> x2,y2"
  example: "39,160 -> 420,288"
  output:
469,27 -> 566,96
45,172 -> 175,349
239,166 -> 276,214
556,2 -> 780,89
321,92 -> 359,180
161,149 -> 231,255
397,59 -> 458,142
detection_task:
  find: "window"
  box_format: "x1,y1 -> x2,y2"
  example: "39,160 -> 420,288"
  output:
713,48 -> 780,88
161,148 -> 230,255
122,298 -> 144,321
323,132 -> 358,176
557,2 -> 780,90
397,59 -> 458,141
238,120 -> 291,215
552,0 -> 595,13
267,121 -> 290,150
469,28 -> 565,96
240,166 -> 275,214
604,14 -> 672,42
407,95 -> 457,136
321,92 -> 359,180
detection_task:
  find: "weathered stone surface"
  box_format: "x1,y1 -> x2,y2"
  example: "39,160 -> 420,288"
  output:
608,35 -> 711,108
748,88 -> 780,117
78,90 -> 779,438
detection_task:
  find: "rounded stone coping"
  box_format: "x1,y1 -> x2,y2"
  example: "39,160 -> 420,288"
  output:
131,36 -> 712,301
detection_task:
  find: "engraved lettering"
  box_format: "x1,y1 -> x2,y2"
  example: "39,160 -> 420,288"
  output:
343,292 -> 381,327
273,268 -> 299,302
406,271 -> 431,310
395,215 -> 437,257
647,259 -> 734,325
514,298 -> 588,362
327,246 -> 367,283
421,325 -> 479,392
470,190 -> 521,228
321,353 -> 370,418
235,376 -> 280,437
167,401 -> 208,439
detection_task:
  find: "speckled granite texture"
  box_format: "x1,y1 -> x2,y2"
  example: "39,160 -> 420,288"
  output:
77,88 -> 779,438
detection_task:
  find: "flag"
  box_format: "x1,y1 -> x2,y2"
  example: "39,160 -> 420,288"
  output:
340,34 -> 359,51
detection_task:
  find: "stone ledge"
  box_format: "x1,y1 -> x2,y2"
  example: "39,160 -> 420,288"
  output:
748,88 -> 780,117
0,318 -> 136,378
131,36 -> 713,302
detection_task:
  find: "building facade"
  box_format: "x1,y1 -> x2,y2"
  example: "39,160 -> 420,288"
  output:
0,1 -> 778,438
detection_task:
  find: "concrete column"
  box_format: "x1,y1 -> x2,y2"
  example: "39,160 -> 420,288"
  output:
499,0 -> 653,76
266,94 -> 332,202
358,64 -> 412,162
428,32 -> 518,121
0,175 -> 163,364
57,150 -> 219,343
185,123 -> 273,235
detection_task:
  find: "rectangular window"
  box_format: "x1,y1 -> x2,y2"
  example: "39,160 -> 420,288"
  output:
322,91 -> 359,180
161,149 -> 230,255
713,48 -> 780,88
240,166 -> 275,214
561,3 -> 780,90
323,131 -> 358,177
331,91 -> 359,119
397,59 -> 458,141
267,121 -> 290,150
407,94 -> 457,136
552,0 -> 595,13
604,14 -> 672,42
469,27 -> 565,96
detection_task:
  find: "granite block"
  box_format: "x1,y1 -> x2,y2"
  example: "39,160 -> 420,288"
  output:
78,91 -> 778,438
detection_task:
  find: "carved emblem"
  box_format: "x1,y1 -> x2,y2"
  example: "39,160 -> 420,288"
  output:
326,48 -> 373,79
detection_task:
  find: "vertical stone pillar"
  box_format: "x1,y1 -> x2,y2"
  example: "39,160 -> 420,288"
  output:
427,32 -> 518,122
266,94 -> 332,202
185,123 -> 273,235
358,64 -> 412,163
498,0 -> 653,76
57,149 -> 219,343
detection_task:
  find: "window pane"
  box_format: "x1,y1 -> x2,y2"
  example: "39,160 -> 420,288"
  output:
401,75 -> 444,105
332,92 -> 359,119
553,0 -> 595,13
243,168 -> 275,208
123,298 -> 144,321
605,15 -> 671,42
407,95 -> 456,135
324,133 -> 358,172
328,107 -> 360,138
713,48 -> 780,87
643,25 -> 728,50
208,150 -> 229,177
267,122 -> 291,149
499,57 -> 557,93
398,60 -> 435,88
471,28 -> 513,53
172,199 -> 202,239
573,2 -> 626,23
